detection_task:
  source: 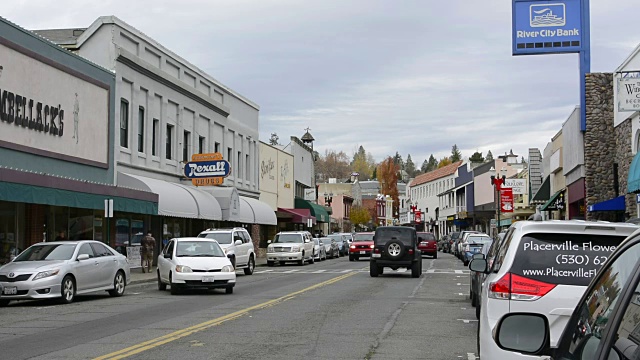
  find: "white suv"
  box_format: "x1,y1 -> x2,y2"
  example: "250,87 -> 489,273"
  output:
470,219 -> 638,359
267,231 -> 315,266
197,228 -> 256,275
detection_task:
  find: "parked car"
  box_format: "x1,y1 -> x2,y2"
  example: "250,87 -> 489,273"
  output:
157,237 -> 236,295
349,232 -> 374,261
313,238 -> 327,261
321,237 -> 339,259
469,220 -> 638,358
457,230 -> 481,260
197,227 -> 256,275
461,234 -> 492,266
437,234 -> 450,252
448,232 -> 460,253
470,240 -> 494,319
489,226 -> 640,359
370,226 -> 422,278
417,232 -> 438,258
267,231 -> 315,266
0,241 -> 130,306
328,233 -> 351,256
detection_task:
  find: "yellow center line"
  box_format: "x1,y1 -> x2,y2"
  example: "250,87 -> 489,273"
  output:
94,271 -> 357,360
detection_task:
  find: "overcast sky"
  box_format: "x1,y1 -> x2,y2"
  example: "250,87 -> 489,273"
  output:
5,0 -> 639,165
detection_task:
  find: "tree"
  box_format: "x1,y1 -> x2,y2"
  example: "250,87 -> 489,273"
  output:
421,154 -> 438,173
315,149 -> 351,182
393,152 -> 404,170
437,157 -> 452,168
351,145 -> 375,179
269,133 -> 279,145
521,156 -> 527,164
469,151 -> 484,163
485,150 -> 494,161
450,144 -> 462,162
372,166 -> 377,180
405,154 -> 416,178
377,157 -> 400,215
350,205 -> 371,231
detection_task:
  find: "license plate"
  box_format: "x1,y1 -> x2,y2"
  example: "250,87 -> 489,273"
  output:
372,253 -> 381,258
359,251 -> 366,254
202,276 -> 215,283
421,242 -> 427,246
3,286 -> 17,295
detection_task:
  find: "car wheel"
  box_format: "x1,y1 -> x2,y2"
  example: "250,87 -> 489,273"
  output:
385,240 -> 405,260
59,275 -> 75,304
170,273 -> 180,295
157,270 -> 167,291
108,271 -> 126,297
349,255 -> 354,261
229,256 -> 236,269
471,291 -> 477,307
475,301 -> 481,320
0,300 -> 10,307
369,262 -> 379,277
411,261 -> 421,278
355,256 -> 360,261
433,252 -> 438,259
378,266 -> 384,275
309,253 -> 315,264
463,260 -> 469,266
267,261 -> 275,267
279,261 -> 286,266
298,253 -> 305,266
225,286 -> 234,294
244,256 -> 255,275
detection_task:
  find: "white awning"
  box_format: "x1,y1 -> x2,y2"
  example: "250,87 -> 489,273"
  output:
118,173 -> 222,220
238,197 -> 256,224
241,196 -> 277,225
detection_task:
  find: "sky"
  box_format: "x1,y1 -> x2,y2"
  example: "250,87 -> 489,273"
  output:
5,0 -> 640,166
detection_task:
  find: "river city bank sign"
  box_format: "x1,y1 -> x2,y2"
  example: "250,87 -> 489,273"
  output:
513,0 -> 590,130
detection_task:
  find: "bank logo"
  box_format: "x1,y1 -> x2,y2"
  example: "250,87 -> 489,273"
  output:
530,3 -> 566,27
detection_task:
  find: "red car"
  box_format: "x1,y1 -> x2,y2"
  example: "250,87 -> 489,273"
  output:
417,232 -> 437,258
349,232 -> 374,261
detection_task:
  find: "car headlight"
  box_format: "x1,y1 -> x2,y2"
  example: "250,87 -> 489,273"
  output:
267,246 -> 274,253
350,245 -> 356,249
175,265 -> 192,273
370,245 -> 375,249
291,246 -> 300,252
221,265 -> 234,272
33,269 -> 60,281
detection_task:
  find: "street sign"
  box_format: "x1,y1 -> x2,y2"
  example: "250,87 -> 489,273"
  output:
636,194 -> 640,204
504,179 -> 527,195
490,219 -> 497,229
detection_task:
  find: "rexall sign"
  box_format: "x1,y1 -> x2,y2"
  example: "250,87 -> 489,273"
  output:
512,0 -> 583,55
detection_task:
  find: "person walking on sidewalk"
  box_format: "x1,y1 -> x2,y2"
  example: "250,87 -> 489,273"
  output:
141,230 -> 155,273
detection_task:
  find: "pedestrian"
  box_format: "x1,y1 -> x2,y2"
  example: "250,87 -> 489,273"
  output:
55,230 -> 66,241
141,230 -> 155,273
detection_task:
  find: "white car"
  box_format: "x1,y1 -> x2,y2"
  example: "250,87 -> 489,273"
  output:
197,228 -> 256,275
469,220 -> 638,359
313,238 -> 327,261
267,231 -> 315,266
157,237 -> 236,295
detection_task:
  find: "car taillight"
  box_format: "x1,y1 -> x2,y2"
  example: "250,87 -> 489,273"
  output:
374,248 -> 380,254
408,248 -> 414,255
489,273 -> 556,301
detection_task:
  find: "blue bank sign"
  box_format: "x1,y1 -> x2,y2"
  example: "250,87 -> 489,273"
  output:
512,0 -> 583,55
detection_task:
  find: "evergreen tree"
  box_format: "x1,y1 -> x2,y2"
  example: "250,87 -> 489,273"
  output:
450,144 -> 462,162
393,151 -> 404,170
420,159 -> 429,173
422,154 -> 438,173
372,166 -> 377,180
405,154 -> 416,178
485,150 -> 494,161
469,151 -> 484,163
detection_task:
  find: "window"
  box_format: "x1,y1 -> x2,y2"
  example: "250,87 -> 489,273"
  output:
90,243 -> 114,257
183,130 -> 190,161
199,136 -> 205,154
152,119 -> 159,156
215,142 -> 220,153
238,151 -> 242,178
78,244 -> 95,258
137,107 -> 144,152
228,147 -> 233,172
166,124 -> 174,160
246,154 -> 250,181
120,100 -> 129,148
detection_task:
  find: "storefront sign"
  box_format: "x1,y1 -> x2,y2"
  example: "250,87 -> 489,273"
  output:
512,0 -> 583,55
617,77 -> 640,112
184,152 -> 230,186
504,179 -> 527,195
501,188 -> 514,213
126,246 -> 141,268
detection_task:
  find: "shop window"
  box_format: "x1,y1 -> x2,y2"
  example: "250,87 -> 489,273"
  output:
120,99 -> 129,148
69,208 -> 93,241
50,207 -> 69,242
636,130 -> 640,153
115,218 -> 130,250
0,201 -> 17,264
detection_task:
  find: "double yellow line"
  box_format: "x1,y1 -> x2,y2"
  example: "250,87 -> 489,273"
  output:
95,271 -> 356,360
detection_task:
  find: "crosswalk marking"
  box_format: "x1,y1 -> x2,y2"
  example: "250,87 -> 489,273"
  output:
254,268 -> 470,275
455,270 -> 463,274
312,270 -> 327,273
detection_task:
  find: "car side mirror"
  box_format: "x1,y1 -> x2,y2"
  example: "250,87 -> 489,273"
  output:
472,253 -> 485,260
304,239 -> 310,243
469,258 -> 487,273
163,253 -> 172,259
495,313 -> 550,355
235,240 -> 242,246
77,254 -> 90,261
267,240 -> 272,244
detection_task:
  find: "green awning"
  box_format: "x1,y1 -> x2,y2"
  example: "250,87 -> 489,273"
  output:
541,190 -> 565,211
0,182 -> 157,215
531,176 -> 550,203
628,151 -> 640,193
295,198 -> 330,223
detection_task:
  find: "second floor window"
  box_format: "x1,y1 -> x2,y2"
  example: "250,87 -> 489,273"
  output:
120,100 -> 129,148
152,119 -> 159,156
183,131 -> 190,162
137,107 -> 144,153
166,124 -> 174,160
199,136 -> 205,154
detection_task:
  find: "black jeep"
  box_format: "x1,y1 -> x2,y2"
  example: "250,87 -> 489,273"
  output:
369,226 -> 422,278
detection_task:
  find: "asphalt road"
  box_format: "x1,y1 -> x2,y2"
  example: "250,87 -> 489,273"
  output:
0,252 -> 480,360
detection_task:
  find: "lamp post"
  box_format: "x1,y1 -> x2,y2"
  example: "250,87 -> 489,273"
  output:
490,166 -> 507,236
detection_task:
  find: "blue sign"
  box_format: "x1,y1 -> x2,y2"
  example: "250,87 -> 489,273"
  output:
512,0 -> 583,55
636,193 -> 640,204
183,160 -> 231,179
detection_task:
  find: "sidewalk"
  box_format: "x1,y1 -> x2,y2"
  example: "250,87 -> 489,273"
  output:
129,256 -> 269,285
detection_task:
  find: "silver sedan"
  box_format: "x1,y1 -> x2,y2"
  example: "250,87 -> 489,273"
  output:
0,240 -> 131,306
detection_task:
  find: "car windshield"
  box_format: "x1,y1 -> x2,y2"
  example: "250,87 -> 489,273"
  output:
374,228 -> 414,245
320,237 -> 332,244
313,239 -> 320,245
175,241 -> 224,257
468,236 -> 492,244
328,235 -> 344,243
274,234 -> 303,243
14,244 -> 76,261
198,232 -> 232,244
450,232 -> 460,240
353,233 -> 373,242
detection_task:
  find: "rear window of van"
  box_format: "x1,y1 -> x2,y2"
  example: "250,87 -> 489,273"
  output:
510,233 -> 626,286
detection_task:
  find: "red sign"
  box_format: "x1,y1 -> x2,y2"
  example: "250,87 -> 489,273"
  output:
415,210 -> 422,223
501,188 -> 514,213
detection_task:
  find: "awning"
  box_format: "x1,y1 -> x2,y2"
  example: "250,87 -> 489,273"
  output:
295,198 -> 330,223
628,151 -> 640,193
209,187 -> 241,222
118,173 -> 222,220
241,196 -> 277,225
541,190 -> 565,211
587,196 -> 626,212
278,208 -> 315,224
531,176 -> 550,203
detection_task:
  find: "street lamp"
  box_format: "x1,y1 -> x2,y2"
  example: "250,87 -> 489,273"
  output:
490,166 -> 507,235
324,192 -> 333,206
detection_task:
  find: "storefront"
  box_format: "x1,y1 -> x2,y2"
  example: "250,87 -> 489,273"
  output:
541,189 -> 566,219
567,179 -> 586,220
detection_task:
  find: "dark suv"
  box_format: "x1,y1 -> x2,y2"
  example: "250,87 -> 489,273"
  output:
369,226 -> 422,278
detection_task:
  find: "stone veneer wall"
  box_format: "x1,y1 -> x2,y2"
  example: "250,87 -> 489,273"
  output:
584,73 -> 617,221
615,118 -> 636,216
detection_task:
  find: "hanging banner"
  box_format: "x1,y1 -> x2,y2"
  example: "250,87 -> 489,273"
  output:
414,210 -> 422,224
501,188 -> 514,213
